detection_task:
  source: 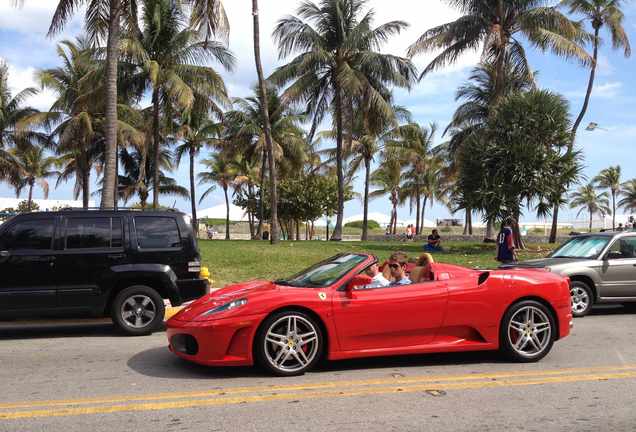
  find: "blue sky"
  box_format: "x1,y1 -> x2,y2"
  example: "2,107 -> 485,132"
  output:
1,0 -> 635,224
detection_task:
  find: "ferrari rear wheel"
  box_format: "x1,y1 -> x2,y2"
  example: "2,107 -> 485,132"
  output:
500,300 -> 555,362
255,311 -> 323,376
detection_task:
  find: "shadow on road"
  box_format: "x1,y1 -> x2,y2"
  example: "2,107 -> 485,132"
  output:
127,345 -> 505,380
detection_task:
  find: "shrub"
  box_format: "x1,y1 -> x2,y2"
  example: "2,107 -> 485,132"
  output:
345,220 -> 380,230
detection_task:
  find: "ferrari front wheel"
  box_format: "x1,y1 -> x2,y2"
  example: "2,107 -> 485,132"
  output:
500,300 -> 555,362
255,311 -> 323,376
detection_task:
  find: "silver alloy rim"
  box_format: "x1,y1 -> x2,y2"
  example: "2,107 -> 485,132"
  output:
570,286 -> 590,315
121,294 -> 157,328
264,315 -> 319,373
508,306 -> 552,357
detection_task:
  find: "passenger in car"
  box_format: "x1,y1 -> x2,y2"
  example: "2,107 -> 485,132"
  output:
388,262 -> 411,286
381,251 -> 409,282
410,253 -> 435,283
363,263 -> 390,288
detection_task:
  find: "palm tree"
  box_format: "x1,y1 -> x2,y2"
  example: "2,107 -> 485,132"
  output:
175,100 -> 222,231
199,153 -> 238,240
619,179 -> 636,213
369,151 -> 403,235
32,38 -> 101,209
570,182 -> 611,232
7,145 -> 58,211
0,62 -> 40,174
561,0 -> 631,138
594,165 -> 621,230
48,0 -> 230,209
271,0 -> 416,241
408,0 -> 590,100
117,144 -> 188,208
121,0 -> 233,209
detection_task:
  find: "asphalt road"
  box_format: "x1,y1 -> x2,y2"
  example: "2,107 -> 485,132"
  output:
1,305 -> 636,432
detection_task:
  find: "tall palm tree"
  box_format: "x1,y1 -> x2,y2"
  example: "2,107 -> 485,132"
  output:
49,0 -> 230,209
175,101 -> 222,231
7,145 -> 58,211
121,0 -> 233,209
271,0 -> 416,241
369,151 -> 403,235
570,182 -> 611,232
408,0 -> 590,99
561,0 -> 631,138
251,0 -> 280,244
594,165 -> 621,230
199,153 -> 238,240
619,179 -> 636,213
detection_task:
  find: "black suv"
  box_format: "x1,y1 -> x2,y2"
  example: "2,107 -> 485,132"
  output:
0,209 -> 208,335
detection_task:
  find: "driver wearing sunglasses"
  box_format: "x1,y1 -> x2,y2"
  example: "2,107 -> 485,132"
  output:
388,261 -> 411,286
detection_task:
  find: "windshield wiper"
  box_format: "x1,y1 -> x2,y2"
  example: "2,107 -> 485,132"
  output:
273,279 -> 291,286
551,255 -> 585,259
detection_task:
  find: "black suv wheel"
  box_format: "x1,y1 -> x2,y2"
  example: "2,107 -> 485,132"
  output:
111,286 -> 165,336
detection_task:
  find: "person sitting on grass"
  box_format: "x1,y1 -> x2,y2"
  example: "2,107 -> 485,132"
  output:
362,263 -> 390,288
424,229 -> 442,252
410,253 -> 435,283
388,261 -> 411,286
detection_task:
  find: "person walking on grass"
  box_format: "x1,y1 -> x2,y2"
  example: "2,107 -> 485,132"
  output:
496,218 -> 517,264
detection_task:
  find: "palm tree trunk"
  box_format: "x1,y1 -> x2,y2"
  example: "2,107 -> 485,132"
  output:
82,169 -> 90,209
256,150 -> 266,238
421,196 -> 428,233
549,204 -> 559,243
252,0 -> 279,245
27,182 -> 33,212
612,191 -> 616,231
295,220 -> 300,241
331,71 -> 345,241
99,0 -> 121,210
415,186 -> 421,236
361,157 -> 370,241
589,209 -> 593,233
572,26 -> 600,141
189,148 -> 198,233
224,185 -> 230,240
152,87 -> 161,209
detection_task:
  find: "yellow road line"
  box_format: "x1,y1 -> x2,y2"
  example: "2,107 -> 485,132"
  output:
1,370 -> 635,420
1,364 -> 635,410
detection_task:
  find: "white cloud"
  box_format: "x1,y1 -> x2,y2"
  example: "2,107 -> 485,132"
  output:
565,81 -> 623,99
0,0 -> 83,37
2,59 -> 56,111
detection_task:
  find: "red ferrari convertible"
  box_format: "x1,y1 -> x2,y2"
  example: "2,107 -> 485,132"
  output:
167,253 -> 572,376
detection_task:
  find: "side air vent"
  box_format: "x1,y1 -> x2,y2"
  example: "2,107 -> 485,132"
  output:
478,271 -> 490,285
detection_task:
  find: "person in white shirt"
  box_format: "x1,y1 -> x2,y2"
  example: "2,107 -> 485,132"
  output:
362,264 -> 390,288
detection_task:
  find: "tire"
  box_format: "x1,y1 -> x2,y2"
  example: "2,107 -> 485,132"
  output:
500,300 -> 556,363
111,285 -> 165,336
570,280 -> 593,317
254,311 -> 323,376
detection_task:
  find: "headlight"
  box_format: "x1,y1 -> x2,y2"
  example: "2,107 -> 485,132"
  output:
201,298 -> 248,316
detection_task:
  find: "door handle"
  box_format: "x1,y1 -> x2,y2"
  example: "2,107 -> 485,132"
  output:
0,250 -> 9,258
108,254 -> 125,260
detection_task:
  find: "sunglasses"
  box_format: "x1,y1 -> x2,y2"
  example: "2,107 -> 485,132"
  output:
389,263 -> 401,269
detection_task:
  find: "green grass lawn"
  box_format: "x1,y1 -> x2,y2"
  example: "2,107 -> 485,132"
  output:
199,240 -> 558,287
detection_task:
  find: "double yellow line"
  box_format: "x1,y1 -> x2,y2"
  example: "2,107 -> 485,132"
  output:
2,364 -> 635,420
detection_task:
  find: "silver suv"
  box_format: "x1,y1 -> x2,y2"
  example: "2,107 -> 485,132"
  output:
505,231 -> 636,317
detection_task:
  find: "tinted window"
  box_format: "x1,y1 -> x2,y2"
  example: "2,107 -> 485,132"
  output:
135,217 -> 181,249
2,219 -> 54,250
66,217 -> 122,249
607,237 -> 636,259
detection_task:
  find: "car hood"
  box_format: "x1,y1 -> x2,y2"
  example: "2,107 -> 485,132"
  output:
502,257 -> 587,269
171,279 -> 278,321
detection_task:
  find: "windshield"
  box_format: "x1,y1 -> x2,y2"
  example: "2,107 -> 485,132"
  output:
275,254 -> 368,288
550,236 -> 610,259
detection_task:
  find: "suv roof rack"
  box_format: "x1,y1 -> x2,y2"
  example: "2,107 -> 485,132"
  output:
58,207 -> 178,212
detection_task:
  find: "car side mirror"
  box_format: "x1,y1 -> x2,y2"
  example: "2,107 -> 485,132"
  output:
346,274 -> 373,292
